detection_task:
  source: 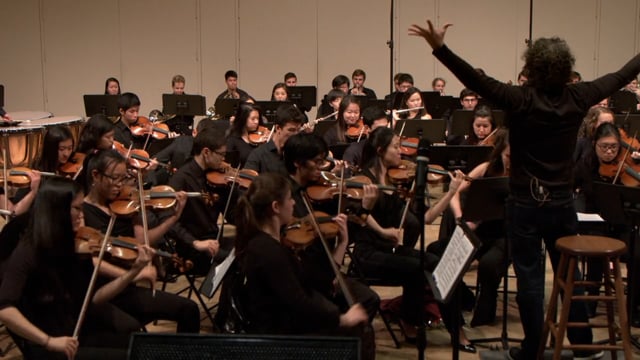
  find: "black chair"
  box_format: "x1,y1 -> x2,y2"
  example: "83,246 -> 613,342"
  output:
127,333 -> 360,360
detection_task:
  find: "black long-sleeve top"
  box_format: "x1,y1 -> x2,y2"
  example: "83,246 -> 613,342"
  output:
0,240 -> 93,337
243,140 -> 288,177
434,45 -> 640,195
240,231 -> 340,334
225,135 -> 255,168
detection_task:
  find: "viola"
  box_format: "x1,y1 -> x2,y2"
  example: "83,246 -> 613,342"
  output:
129,116 -> 171,139
58,152 -> 86,178
1,167 -> 56,187
75,226 -> 193,273
248,125 -> 272,146
109,185 -> 208,216
345,119 -> 368,141
283,211 -> 339,250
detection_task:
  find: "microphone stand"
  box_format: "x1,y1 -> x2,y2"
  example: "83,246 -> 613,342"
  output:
414,136 -> 430,360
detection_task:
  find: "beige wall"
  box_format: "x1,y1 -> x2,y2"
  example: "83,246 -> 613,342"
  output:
0,0 -> 638,117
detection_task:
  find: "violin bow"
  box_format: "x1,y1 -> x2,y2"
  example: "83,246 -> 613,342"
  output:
337,165 -> 345,215
613,130 -> 637,184
213,165 -> 241,264
300,192 -> 355,306
135,169 -> 155,296
398,120 -> 407,138
398,180 -> 416,231
2,148 -> 7,217
479,127 -> 499,145
73,214 -> 117,338
356,121 -> 366,143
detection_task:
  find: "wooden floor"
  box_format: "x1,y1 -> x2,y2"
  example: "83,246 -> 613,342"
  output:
2,184 -> 640,359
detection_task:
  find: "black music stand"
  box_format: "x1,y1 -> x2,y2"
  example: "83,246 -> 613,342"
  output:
313,120 -> 336,138
0,85 -> 4,108
461,177 -> 522,350
255,100 -> 291,124
214,98 -> 240,118
426,95 -> 456,120
162,94 -> 206,116
393,119 -> 446,144
359,98 -> 386,111
329,144 -> 350,160
429,145 -> 493,174
610,91 -> 638,114
591,183 -> 640,338
288,86 -> 317,109
83,94 -> 120,117
450,110 -> 506,139
427,221 -> 480,360
614,114 -> 640,136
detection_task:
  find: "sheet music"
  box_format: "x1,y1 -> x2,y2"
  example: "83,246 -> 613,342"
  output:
432,226 -> 475,301
577,212 -> 605,222
200,248 -> 236,298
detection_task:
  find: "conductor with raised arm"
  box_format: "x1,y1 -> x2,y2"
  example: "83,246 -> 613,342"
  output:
409,19 -> 640,360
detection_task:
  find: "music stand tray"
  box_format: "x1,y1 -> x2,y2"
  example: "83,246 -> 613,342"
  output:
83,94 -> 119,117
287,86 -> 317,109
162,94 -> 206,116
255,100 -> 291,124
214,98 -> 240,118
429,145 -> 493,174
393,119 -> 446,144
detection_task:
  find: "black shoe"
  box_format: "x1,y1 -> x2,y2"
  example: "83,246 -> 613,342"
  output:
507,347 -> 522,360
457,343 -> 477,354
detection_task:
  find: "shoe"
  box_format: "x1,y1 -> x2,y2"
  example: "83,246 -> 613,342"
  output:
457,343 -> 477,354
507,347 -> 522,360
573,350 -> 604,359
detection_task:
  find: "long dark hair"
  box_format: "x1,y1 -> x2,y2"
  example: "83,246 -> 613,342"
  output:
399,87 -> 427,119
235,173 -> 291,258
77,114 -> 115,154
466,105 -> 496,145
26,177 -> 82,260
32,125 -> 73,173
229,102 -> 263,138
335,95 -> 361,142
361,127 -> 395,180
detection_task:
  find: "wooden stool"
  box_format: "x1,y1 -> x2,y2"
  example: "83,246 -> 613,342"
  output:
540,235 -> 632,359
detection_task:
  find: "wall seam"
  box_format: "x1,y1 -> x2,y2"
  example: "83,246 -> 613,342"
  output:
38,0 -> 47,111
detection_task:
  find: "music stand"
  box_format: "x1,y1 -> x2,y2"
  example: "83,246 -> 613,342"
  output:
429,145 -> 493,174
83,94 -> 120,117
288,86 -> 317,109
393,119 -> 446,145
255,100 -> 291,124
162,94 -> 206,116
591,182 -> 640,349
0,85 -> 4,108
614,114 -> 640,136
610,91 -> 638,114
147,138 -> 175,157
450,110 -> 506,139
313,120 -> 336,138
461,177 -> 522,349
329,144 -> 350,160
214,98 -> 240,118
359,98 -> 387,111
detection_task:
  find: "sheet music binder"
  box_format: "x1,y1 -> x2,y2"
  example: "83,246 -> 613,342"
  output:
427,221 -> 480,303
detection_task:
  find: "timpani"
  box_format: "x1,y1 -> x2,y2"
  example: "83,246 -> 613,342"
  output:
21,115 -> 85,144
7,111 -> 53,121
0,125 -> 45,168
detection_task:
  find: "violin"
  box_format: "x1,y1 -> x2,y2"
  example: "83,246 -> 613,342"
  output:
248,125 -> 272,146
318,171 -> 398,199
0,167 -> 56,187
345,119 -> 368,141
75,226 -> 193,273
112,141 -> 171,171
206,162 -> 257,189
282,211 -> 339,250
58,152 -> 86,178
479,128 -> 499,146
618,128 -> 640,166
399,137 -> 419,156
109,185 -> 208,216
387,161 -> 472,185
129,116 -> 171,139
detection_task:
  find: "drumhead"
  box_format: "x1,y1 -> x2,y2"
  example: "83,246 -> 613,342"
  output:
0,125 -> 44,134
21,115 -> 84,127
8,111 -> 53,121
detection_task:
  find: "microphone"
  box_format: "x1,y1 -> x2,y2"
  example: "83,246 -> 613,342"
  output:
414,137 -> 431,202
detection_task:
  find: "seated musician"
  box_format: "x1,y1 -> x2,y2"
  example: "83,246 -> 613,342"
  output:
226,102 -> 263,167
445,128 -> 509,327
349,69 -> 377,101
164,75 -> 194,136
234,173 -> 371,359
0,177 -> 152,359
244,103 -> 304,177
216,70 -> 250,100
392,87 -> 432,121
351,127 -> 475,352
316,75 -> 350,119
322,95 -> 363,147
104,77 -> 121,95
461,105 -> 496,145
342,106 -> 389,175
384,73 -> 414,113
167,127 -> 233,274
82,149 -> 200,333
113,92 -> 161,154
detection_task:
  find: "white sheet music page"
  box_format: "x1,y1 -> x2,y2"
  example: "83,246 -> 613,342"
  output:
432,225 -> 474,300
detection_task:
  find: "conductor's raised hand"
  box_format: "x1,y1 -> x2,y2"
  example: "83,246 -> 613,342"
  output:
408,20 -> 452,50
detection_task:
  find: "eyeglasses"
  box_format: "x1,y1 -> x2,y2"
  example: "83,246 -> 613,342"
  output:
211,150 -> 226,158
101,172 -> 128,184
596,143 -> 619,152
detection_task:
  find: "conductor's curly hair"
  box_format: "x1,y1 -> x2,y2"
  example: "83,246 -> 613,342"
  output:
523,37 -> 575,91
